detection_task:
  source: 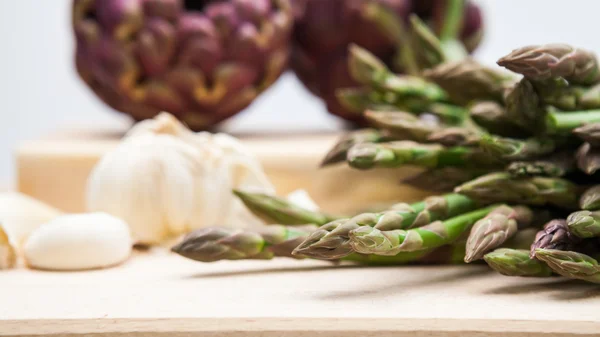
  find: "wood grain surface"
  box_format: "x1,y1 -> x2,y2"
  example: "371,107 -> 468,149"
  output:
1,250 -> 600,337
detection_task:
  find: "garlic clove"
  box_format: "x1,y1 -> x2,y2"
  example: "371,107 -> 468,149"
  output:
0,224 -> 16,270
0,192 -> 63,247
23,213 -> 132,271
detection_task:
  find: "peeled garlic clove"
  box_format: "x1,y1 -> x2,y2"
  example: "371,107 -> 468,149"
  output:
23,213 -> 132,271
0,192 -> 63,246
0,225 -> 16,270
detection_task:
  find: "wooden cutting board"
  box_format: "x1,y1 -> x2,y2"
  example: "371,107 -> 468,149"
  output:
15,130 -> 432,215
1,250 -> 599,337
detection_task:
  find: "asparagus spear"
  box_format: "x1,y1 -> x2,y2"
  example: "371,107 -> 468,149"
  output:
503,78 -> 545,134
348,45 -> 448,103
497,44 -> 600,85
321,128 -> 388,167
454,172 -> 580,209
171,225 -> 318,262
535,249 -> 600,284
567,210 -> 600,238
364,110 -> 441,142
506,152 -> 575,178
530,219 -> 579,258
336,87 -> 374,114
580,185 -> 600,210
469,101 -> 528,137
349,206 -> 497,255
479,135 -> 556,161
484,249 -> 554,277
573,122 -> 600,145
427,126 -> 483,146
233,190 -> 337,226
580,83 -> 600,109
402,168 -> 488,192
292,193 -> 478,260
408,14 -> 446,70
423,58 -> 514,105
546,110 -> 600,134
171,225 -> 466,266
464,205 -> 533,263
434,0 -> 469,61
576,142 -> 600,175
534,80 -> 600,111
346,141 -> 499,170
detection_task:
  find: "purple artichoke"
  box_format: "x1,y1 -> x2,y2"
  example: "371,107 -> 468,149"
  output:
73,0 -> 293,130
290,0 -> 484,123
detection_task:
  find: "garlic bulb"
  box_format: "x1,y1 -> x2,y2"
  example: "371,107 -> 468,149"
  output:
23,213 -> 132,271
0,192 -> 63,247
0,225 -> 16,270
87,113 -> 275,244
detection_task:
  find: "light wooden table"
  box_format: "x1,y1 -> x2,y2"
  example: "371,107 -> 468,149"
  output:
1,251 -> 599,337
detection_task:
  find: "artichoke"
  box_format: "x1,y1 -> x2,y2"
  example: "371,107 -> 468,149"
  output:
290,0 -> 484,123
73,0 -> 293,130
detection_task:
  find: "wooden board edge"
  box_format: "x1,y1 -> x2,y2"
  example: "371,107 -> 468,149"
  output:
2,317 -> 599,337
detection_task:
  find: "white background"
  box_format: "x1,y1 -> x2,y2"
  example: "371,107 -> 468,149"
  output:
0,0 -> 598,185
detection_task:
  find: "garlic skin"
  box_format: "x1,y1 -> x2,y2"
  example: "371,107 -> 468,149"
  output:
87,113 -> 275,244
0,192 -> 63,247
23,213 -> 132,271
0,225 -> 16,270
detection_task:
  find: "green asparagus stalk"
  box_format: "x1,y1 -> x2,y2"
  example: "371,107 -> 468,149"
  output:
576,142 -> 600,175
464,205 -> 533,263
484,249 -> 554,277
348,45 -> 448,103
171,225 -> 467,266
534,80 -> 600,111
321,128 -> 389,167
535,249 -> 600,284
506,152 -> 575,178
171,225 -> 318,262
361,1 -> 419,76
364,110 -> 441,142
454,172 -> 580,209
292,193 -> 478,260
580,83 -> 600,109
349,206 -> 497,255
435,0 -> 469,61
497,44 -> 600,85
427,126 -> 483,146
423,59 -> 514,105
573,122 -> 600,145
346,141 -> 499,170
402,168 -> 488,192
530,219 -> 579,258
233,190 -> 337,226
567,210 -> 600,238
407,14 -> 446,70
545,110 -> 600,134
580,185 -> 600,210
336,87 -> 374,114
479,135 -> 556,160
469,101 -> 528,137
503,78 -> 545,133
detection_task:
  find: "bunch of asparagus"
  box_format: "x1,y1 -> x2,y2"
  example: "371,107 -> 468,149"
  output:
171,19 -> 600,283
